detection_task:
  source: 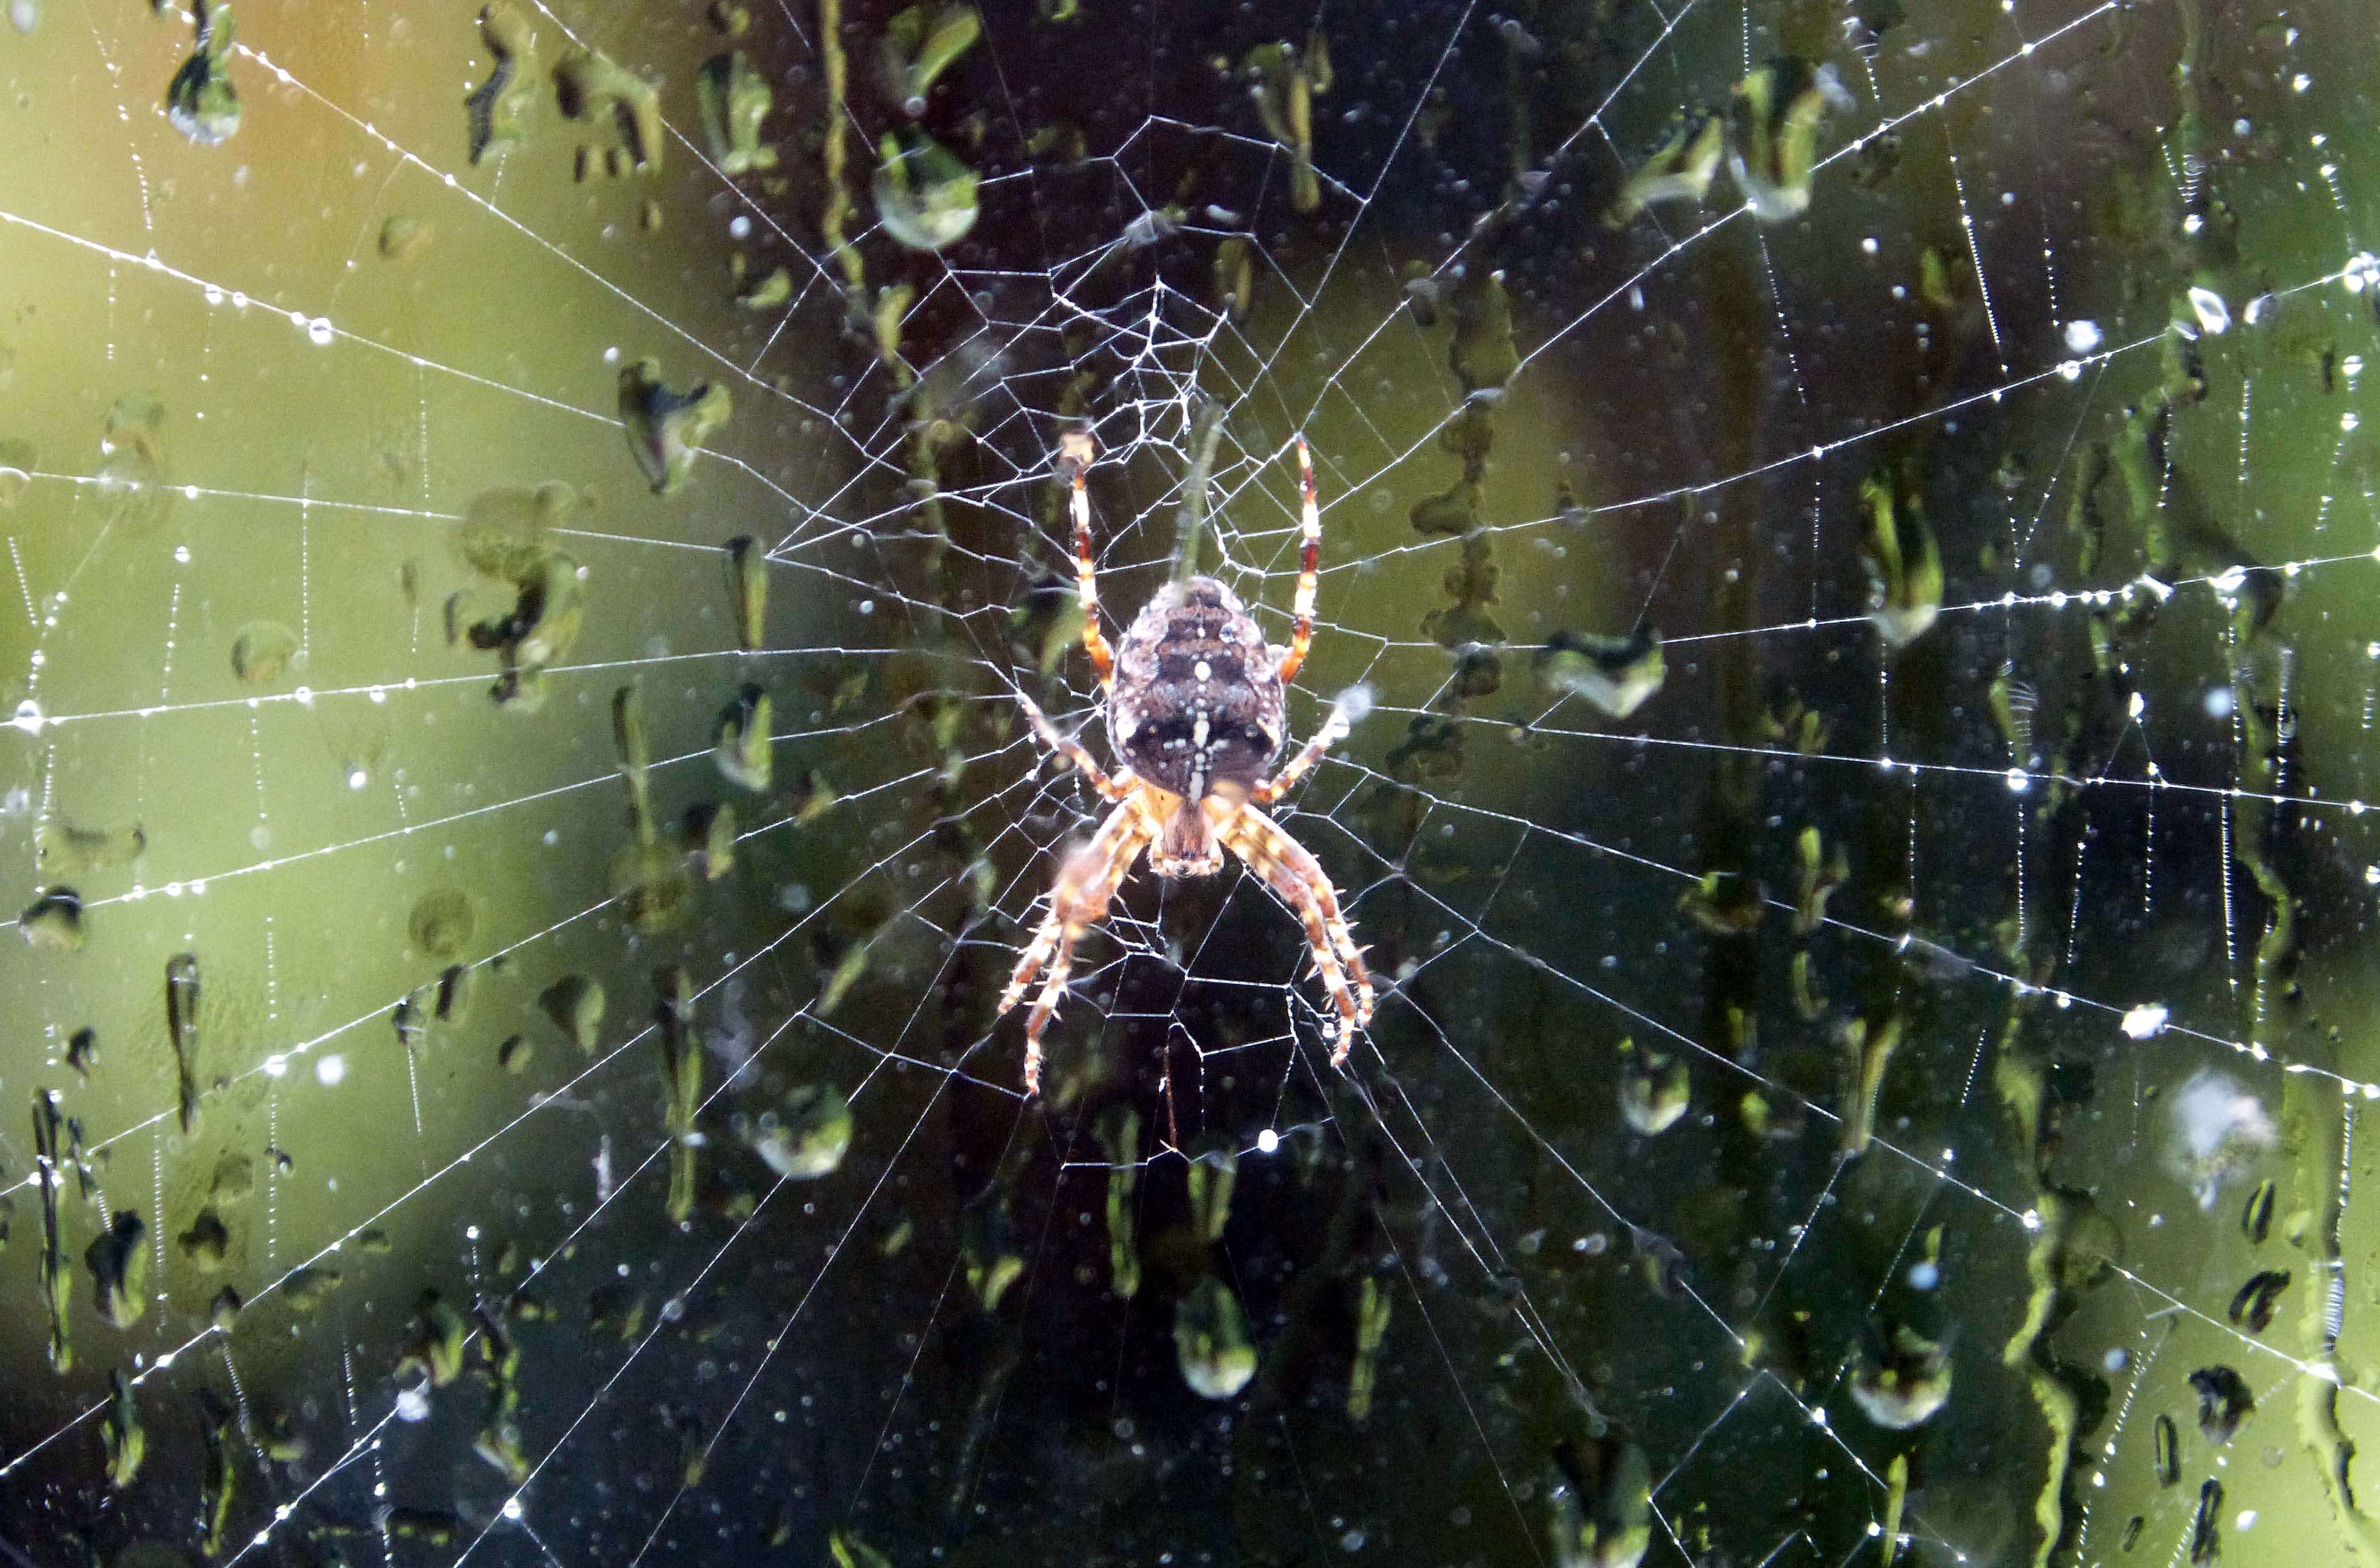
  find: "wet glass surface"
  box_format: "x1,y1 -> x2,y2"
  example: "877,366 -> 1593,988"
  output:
4,0 -> 2380,1563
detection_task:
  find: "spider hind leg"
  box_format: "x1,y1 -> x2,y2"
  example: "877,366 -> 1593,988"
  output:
999,797 -> 1152,1095
1216,801 -> 1375,1066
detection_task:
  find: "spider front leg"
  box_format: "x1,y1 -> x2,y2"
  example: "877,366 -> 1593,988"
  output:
999,797 -> 1154,1095
1061,430 -> 1117,691
1015,691 -> 1130,802
1276,433 -> 1322,686
1216,802 -> 1375,1066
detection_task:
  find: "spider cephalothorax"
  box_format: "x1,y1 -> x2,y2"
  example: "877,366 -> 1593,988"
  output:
1000,431 -> 1374,1095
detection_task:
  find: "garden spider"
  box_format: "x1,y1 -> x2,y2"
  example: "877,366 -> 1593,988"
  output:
1001,430 -> 1375,1096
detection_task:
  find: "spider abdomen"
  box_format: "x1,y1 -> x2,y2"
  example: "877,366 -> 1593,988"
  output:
1109,577 -> 1285,800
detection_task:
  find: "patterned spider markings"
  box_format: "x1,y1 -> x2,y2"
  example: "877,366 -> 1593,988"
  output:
1000,432 -> 1374,1096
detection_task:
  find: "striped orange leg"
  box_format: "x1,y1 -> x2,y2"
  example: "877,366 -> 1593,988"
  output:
1253,695 -> 1357,805
1276,434 -> 1322,684
1062,430 -> 1116,691
1015,692 -> 1130,802
1216,802 -> 1374,1065
1000,796 -> 1153,1095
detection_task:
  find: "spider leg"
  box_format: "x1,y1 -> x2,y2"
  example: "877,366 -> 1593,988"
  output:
1216,801 -> 1375,1066
1275,433 -> 1322,685
1015,691 -> 1130,802
1064,433 -> 1117,691
998,797 -> 1153,1095
1253,695 -> 1355,805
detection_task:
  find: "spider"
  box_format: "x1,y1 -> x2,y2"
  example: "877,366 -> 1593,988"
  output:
1000,430 -> 1375,1096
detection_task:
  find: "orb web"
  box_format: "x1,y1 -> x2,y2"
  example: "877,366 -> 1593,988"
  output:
3,0 -> 2377,1564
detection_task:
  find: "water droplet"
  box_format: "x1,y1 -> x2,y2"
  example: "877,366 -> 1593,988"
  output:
395,1376 -> 431,1422
2187,286 -> 2231,336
